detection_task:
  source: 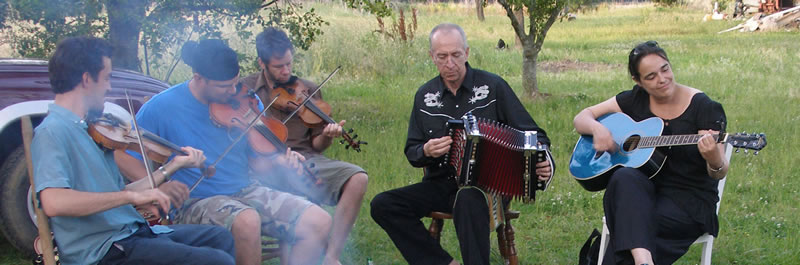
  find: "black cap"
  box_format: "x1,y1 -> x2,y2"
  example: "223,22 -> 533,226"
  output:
181,39 -> 239,81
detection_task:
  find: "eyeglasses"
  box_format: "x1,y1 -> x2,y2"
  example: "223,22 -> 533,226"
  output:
631,41 -> 659,56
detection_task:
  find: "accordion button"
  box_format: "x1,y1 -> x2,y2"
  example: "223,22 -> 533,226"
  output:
456,105 -> 459,108
429,130 -> 433,133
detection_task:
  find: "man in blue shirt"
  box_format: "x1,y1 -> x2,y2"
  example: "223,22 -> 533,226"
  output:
117,39 -> 332,265
33,36 -> 235,265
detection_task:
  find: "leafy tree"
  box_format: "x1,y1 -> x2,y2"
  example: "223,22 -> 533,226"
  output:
0,0 -> 333,79
497,0 -> 592,97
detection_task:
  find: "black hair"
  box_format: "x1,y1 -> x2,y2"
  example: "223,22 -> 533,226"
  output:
255,27 -> 294,64
628,41 -> 670,81
48,37 -> 113,94
181,39 -> 239,81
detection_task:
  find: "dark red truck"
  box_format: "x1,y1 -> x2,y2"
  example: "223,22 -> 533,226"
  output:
0,58 -> 168,257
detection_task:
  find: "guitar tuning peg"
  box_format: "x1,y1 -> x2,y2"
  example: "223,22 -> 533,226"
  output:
339,139 -> 345,144
744,149 -> 749,154
348,128 -> 354,134
352,134 -> 358,139
361,141 -> 368,145
754,151 -> 759,155
735,148 -> 740,153
308,163 -> 316,168
345,145 -> 350,149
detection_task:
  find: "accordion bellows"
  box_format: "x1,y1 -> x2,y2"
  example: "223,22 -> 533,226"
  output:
445,113 -> 547,202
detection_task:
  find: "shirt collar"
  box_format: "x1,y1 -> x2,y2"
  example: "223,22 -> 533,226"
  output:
48,103 -> 88,129
439,62 -> 475,96
255,70 -> 271,93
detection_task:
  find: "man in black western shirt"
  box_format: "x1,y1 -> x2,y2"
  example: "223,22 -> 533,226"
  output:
370,23 -> 555,265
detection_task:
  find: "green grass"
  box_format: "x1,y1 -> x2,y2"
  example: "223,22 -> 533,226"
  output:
3,3 -> 798,264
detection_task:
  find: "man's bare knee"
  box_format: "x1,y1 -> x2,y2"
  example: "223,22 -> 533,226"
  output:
295,206 -> 332,240
343,173 -> 368,195
232,209 -> 261,238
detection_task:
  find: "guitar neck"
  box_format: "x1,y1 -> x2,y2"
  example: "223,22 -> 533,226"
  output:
637,133 -> 725,148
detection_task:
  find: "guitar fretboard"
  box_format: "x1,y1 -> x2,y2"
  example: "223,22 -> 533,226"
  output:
635,134 -> 722,148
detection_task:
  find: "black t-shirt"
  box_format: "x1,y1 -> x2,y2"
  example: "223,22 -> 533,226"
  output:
616,85 -> 727,236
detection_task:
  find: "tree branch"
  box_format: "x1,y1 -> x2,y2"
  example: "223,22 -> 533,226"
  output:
498,0 -> 527,44
534,2 -> 562,49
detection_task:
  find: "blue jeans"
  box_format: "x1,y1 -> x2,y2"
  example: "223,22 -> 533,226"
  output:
98,224 -> 235,265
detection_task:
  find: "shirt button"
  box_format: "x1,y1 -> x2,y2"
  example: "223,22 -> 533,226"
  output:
428,130 -> 433,133
456,105 -> 459,108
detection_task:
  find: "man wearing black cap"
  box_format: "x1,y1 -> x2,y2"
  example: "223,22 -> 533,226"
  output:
118,39 -> 332,265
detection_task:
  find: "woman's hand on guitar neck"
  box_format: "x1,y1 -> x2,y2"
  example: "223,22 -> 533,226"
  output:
698,130 -> 725,169
591,124 -> 618,153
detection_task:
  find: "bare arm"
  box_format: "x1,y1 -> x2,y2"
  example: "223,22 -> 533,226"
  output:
573,97 -> 623,152
39,188 -> 169,217
573,97 -> 622,135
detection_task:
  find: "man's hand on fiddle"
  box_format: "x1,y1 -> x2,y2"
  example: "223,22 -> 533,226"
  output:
171,146 -> 206,169
282,148 -> 307,176
322,120 -> 346,138
158,181 -> 189,207
130,189 -> 170,215
423,136 -> 452,158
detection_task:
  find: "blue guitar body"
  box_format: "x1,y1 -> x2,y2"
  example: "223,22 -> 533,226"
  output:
569,113 -> 667,192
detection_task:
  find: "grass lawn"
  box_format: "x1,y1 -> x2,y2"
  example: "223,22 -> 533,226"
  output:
2,2 -> 797,264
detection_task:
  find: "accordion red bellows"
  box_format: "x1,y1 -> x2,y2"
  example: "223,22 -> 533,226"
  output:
445,113 -> 548,202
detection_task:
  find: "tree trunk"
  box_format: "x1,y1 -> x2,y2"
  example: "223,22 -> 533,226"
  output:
521,41 -> 540,96
514,9 -> 524,48
107,0 -> 146,72
477,0 -> 485,21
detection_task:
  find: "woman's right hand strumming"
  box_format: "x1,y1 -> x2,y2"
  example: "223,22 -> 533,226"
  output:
591,124 -> 617,153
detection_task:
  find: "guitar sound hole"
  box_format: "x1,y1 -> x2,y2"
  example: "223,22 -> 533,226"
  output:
622,135 -> 641,152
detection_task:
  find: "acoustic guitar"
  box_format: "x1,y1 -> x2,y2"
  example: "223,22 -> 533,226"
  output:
569,112 -> 766,192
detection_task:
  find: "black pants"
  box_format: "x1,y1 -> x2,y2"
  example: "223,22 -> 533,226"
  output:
371,178 -> 491,265
602,168 -> 705,265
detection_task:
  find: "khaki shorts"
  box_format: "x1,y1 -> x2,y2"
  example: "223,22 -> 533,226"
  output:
173,183 -> 313,244
254,155 -> 366,206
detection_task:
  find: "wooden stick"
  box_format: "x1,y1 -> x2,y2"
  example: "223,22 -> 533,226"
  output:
22,116 -> 57,265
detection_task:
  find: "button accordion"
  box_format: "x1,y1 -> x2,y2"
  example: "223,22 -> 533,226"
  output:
444,113 -> 549,202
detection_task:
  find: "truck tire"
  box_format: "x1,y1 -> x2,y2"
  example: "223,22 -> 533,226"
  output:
0,146 -> 39,257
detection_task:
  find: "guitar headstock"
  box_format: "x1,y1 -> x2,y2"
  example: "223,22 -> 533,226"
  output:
725,132 -> 767,154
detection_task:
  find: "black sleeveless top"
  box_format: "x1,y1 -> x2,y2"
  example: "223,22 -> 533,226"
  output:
616,85 -> 727,236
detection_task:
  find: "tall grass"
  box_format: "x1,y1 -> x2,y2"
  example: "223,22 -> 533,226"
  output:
2,3 -> 797,265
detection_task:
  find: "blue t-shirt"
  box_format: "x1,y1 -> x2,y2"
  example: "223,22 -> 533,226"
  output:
130,81 -> 257,198
33,104 -> 143,265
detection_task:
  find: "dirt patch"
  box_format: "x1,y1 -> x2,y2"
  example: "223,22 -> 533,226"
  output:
539,59 -> 622,73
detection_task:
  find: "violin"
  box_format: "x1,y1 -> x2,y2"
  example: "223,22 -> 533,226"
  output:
87,112 -> 212,224
89,113 -> 183,164
270,70 -> 366,152
209,82 -> 319,185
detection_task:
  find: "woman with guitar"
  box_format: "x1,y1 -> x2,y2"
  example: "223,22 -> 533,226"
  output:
241,27 -> 369,265
573,41 -> 728,265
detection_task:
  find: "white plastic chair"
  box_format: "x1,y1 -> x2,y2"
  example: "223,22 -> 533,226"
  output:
597,144 -> 733,265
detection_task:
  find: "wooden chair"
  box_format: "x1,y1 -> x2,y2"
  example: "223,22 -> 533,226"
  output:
427,209 -> 521,265
262,238 -> 288,265
596,144 -> 733,265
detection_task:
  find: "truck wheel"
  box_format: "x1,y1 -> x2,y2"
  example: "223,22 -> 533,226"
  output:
0,147 -> 39,257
